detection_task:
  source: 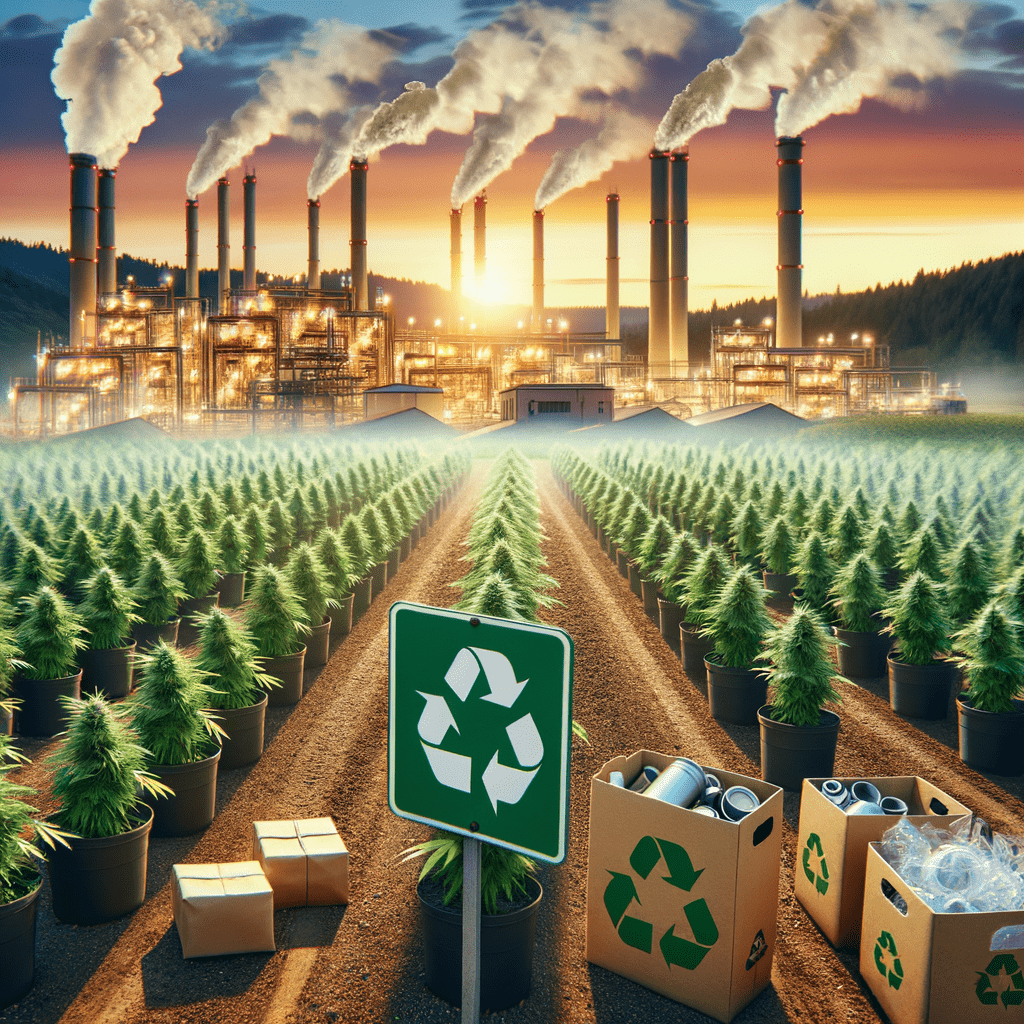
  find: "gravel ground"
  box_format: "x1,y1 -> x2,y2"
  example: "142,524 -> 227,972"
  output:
4,458 -> 1024,1024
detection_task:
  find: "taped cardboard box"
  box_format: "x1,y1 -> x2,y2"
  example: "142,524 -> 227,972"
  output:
795,776 -> 970,949
171,861 -> 275,959
586,751 -> 783,1024
253,816 -> 349,909
860,841 -> 1024,1024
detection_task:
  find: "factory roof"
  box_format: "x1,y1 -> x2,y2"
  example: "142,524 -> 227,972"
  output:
340,407 -> 457,441
364,383 -> 443,394
45,416 -> 173,448
685,402 -> 806,430
498,382 -> 614,396
612,405 -> 690,426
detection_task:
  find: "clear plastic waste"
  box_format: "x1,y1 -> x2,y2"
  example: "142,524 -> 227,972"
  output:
879,817 -> 1024,913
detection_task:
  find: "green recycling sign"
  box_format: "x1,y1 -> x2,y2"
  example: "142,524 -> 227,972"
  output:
388,601 -> 573,863
604,835 -> 719,970
874,930 -> 904,990
802,833 -> 830,895
976,954 -> 1024,1008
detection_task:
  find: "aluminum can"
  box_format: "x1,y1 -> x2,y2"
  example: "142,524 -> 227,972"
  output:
720,785 -> 760,821
609,771 -> 625,788
691,805 -> 719,818
643,757 -> 707,808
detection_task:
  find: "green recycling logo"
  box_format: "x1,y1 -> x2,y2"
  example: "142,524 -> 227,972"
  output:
802,833 -> 830,896
976,954 -> 1024,1008
604,835 -> 719,970
416,647 -> 542,813
874,931 -> 904,990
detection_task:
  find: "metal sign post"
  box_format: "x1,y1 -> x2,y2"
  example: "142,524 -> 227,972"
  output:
462,835 -> 481,1024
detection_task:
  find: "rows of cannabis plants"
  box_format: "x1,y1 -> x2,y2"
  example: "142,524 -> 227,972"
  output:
553,433 -> 1024,781
0,433 -> 470,1008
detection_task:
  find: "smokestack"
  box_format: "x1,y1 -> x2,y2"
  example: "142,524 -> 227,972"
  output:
217,177 -> 229,312
606,191 -> 620,341
648,149 -> 671,376
243,172 -> 256,291
777,136 -> 804,348
474,192 -> 486,296
670,150 -> 688,372
532,208 -> 544,330
97,168 -> 116,297
185,198 -> 199,299
350,159 -> 368,310
69,152 -> 97,348
307,198 -> 320,290
450,206 -> 462,327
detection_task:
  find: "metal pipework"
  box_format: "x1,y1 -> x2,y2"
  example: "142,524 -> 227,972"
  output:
474,192 -> 486,296
532,208 -> 544,330
350,159 -> 368,310
776,136 -> 804,348
606,191 -> 620,341
648,149 -> 671,377
243,172 -> 257,291
97,167 -> 116,297
307,198 -> 320,290
185,198 -> 199,299
69,152 -> 98,348
217,177 -> 230,313
450,206 -> 462,328
670,149 -> 689,372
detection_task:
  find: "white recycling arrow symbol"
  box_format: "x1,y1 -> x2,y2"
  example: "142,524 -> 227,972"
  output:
418,647 -> 543,814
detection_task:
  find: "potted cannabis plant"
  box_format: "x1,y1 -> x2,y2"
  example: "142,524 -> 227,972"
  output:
945,535 -> 991,628
954,600 -> 1024,775
243,564 -> 309,705
286,543 -> 336,672
130,641 -> 224,837
0,629 -> 24,737
679,545 -> 731,688
215,514 -> 247,607
636,515 -> 674,621
701,565 -> 774,725
883,570 -> 955,720
761,514 -> 798,600
315,529 -> 357,643
45,693 -> 170,924
131,552 -> 185,653
13,586 -> 85,737
341,514 -> 373,623
175,527 -> 220,646
794,530 -> 836,621
652,530 -> 702,656
195,608 -> 274,770
77,567 -> 139,699
828,552 -> 892,679
757,607 -> 845,790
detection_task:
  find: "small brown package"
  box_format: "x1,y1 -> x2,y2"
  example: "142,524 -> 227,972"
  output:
171,861 -> 275,959
252,817 -> 349,909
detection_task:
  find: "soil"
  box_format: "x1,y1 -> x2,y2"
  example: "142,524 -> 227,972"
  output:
5,460 -> 1024,1024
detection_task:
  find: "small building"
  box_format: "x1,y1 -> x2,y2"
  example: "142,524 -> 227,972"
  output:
499,383 -> 614,424
363,383 -> 444,422
685,402 -> 806,435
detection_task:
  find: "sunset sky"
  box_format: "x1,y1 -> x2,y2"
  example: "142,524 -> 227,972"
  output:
1,0 -> 1021,315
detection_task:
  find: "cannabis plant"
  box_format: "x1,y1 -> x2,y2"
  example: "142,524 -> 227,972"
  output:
176,528 -> 218,599
883,571 -> 952,666
195,608 -> 275,710
133,553 -> 186,627
761,515 -> 797,576
945,535 -> 992,626
340,514 -> 372,580
107,519 -> 149,587
954,601 -> 1024,715
243,564 -> 310,658
682,545 -> 731,626
794,531 -> 836,618
286,543 -> 335,628
217,515 -> 246,575
829,553 -> 887,633
241,505 -> 269,571
315,529 -> 356,604
79,568 -> 138,650
731,500 -> 763,568
701,565 -> 775,668
653,531 -> 702,605
16,586 -> 85,680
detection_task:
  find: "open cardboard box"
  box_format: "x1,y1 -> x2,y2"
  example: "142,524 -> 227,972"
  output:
795,777 -> 970,948
586,750 -> 783,1024
253,817 -> 350,909
860,841 -> 1024,1024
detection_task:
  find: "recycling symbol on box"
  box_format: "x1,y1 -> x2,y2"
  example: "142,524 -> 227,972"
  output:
976,954 -> 1024,1007
416,647 -> 543,813
604,835 -> 719,970
874,930 -> 904,990
802,833 -> 830,896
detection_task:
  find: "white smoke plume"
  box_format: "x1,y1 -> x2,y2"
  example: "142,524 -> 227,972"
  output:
306,105 -> 377,200
655,0 -> 973,150
534,107 -> 653,209
452,0 -> 692,207
186,20 -> 395,198
51,0 -> 222,170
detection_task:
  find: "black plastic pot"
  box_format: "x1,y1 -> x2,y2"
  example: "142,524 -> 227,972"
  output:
370,562 -> 387,600
615,548 -> 629,579
263,647 -> 306,706
213,694 -> 268,770
957,697 -> 1024,776
833,627 -> 892,680
640,578 -> 660,621
758,705 -> 840,791
146,749 -> 221,838
627,560 -> 643,599
352,576 -> 371,622
706,659 -> 769,726
329,593 -> 355,643
418,878 -> 542,1012
657,599 -> 685,656
679,625 -> 714,688
400,536 -> 411,562
763,571 -> 799,598
386,550 -> 400,583
0,880 -> 40,1009
0,704 -> 12,737
131,618 -> 180,652
47,806 -> 153,925
177,592 -> 220,647
305,616 -> 332,671
217,571 -> 246,608
13,670 -> 82,737
888,655 -> 954,720
79,642 -> 136,699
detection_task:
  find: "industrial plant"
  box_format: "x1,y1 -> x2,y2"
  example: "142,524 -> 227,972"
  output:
9,137 -> 954,437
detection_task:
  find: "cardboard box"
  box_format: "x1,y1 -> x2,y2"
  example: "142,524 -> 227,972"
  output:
860,841 -> 1024,1024
171,861 -> 275,959
795,777 -> 971,948
252,816 -> 349,908
586,751 -> 783,1024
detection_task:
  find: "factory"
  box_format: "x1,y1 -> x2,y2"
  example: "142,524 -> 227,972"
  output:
10,136 -> 949,436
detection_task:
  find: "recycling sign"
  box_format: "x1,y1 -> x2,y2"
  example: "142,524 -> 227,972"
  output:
873,930 -> 904,991
976,954 -> 1024,1008
802,833 -> 830,896
604,835 -> 719,970
388,601 -> 573,863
